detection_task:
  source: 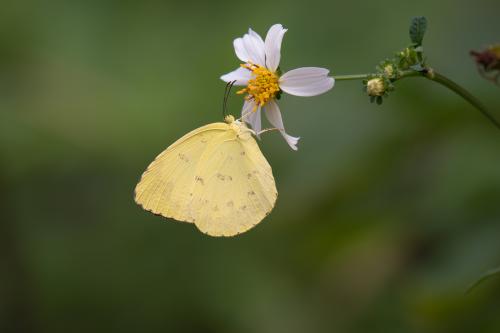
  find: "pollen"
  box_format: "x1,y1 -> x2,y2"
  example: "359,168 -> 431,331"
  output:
237,63 -> 280,110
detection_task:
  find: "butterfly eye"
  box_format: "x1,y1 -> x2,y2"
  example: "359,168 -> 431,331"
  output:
224,115 -> 235,124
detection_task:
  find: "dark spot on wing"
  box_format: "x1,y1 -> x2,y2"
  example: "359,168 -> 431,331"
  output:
178,153 -> 189,162
240,151 -> 246,155
248,191 -> 256,196
195,176 -> 204,185
216,173 -> 233,181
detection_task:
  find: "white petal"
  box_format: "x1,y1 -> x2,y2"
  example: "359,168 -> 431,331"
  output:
248,28 -> 265,45
265,24 -> 287,72
220,67 -> 251,85
233,38 -> 250,63
242,100 -> 262,135
248,29 -> 266,64
242,32 -> 266,66
279,67 -> 335,97
264,100 -> 300,151
232,28 -> 266,66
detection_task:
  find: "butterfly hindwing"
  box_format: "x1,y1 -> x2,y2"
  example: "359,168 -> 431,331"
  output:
190,132 -> 277,236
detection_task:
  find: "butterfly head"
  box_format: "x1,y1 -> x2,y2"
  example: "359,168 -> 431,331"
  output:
224,114 -> 254,140
224,115 -> 236,124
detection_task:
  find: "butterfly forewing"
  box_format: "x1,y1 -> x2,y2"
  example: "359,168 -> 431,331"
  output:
134,123 -> 228,222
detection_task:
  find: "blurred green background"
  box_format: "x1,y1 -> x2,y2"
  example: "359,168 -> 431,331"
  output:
1,0 -> 500,332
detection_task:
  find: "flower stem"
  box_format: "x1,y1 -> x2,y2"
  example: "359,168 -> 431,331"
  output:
333,70 -> 500,131
423,70 -> 500,130
333,74 -> 369,81
333,71 -> 420,81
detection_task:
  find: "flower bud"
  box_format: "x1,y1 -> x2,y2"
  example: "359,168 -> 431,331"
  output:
366,78 -> 386,96
383,64 -> 394,77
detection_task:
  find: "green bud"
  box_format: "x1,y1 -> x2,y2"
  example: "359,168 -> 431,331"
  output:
383,64 -> 394,77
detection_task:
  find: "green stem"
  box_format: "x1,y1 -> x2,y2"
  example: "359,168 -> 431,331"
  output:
333,74 -> 370,81
333,70 -> 500,131
424,70 -> 500,130
333,71 -> 421,81
466,266 -> 500,294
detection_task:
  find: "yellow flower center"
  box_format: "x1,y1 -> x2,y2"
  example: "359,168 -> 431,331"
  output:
237,63 -> 280,110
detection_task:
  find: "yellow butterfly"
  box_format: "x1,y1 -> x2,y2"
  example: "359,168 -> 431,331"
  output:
134,115 -> 277,237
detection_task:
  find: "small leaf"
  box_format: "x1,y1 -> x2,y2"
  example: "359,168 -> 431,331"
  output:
409,16 -> 427,45
466,266 -> 500,294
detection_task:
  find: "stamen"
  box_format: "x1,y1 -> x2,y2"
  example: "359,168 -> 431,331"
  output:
237,63 -> 280,111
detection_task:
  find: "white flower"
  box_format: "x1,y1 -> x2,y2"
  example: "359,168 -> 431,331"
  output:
221,24 -> 334,150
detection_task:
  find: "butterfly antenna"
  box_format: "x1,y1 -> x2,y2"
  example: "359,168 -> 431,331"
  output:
222,81 -> 236,119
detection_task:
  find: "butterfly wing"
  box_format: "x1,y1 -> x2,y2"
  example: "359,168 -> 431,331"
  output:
134,123 -> 228,223
135,121 -> 277,237
189,129 -> 277,236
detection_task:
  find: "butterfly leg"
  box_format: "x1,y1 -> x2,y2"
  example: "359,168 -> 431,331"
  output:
257,128 -> 283,136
